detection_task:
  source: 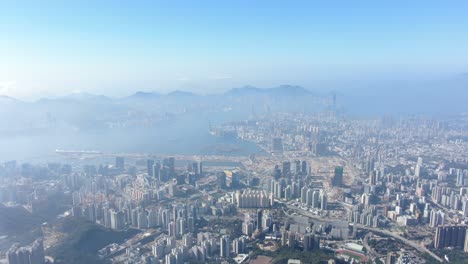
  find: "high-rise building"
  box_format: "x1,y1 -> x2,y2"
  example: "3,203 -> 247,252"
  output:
148,208 -> 159,228
464,230 -> 468,253
6,239 -> 45,264
272,138 -> 283,153
110,210 -> 125,230
287,231 -> 295,248
294,160 -> 301,175
168,221 -> 176,237
232,237 -> 246,254
457,170 -> 465,187
369,170 -> 377,185
320,190 -> 328,210
147,159 -> 155,176
256,210 -> 263,231
434,225 -> 467,249
137,211 -> 148,229
29,239 -> 45,264
281,229 -> 288,246
165,253 -> 176,264
152,240 -> 165,259
242,221 -> 254,236
429,210 -> 445,228
366,157 -> 375,174
273,165 -> 281,180
312,190 -> 320,208
300,186 -> 308,204
306,189 -> 313,206
301,160 -> 307,175
220,235 -> 230,258
192,162 -> 199,175
302,233 -> 319,251
217,172 -> 226,189
168,157 -> 176,177
236,189 -> 272,208
115,156 -> 124,169
332,166 -> 344,187
152,162 -> 161,180
415,165 -> 421,178
415,157 -> 423,178
282,161 -> 291,178
417,157 -> 423,166
386,252 -> 397,264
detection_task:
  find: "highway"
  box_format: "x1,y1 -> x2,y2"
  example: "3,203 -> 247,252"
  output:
285,204 -> 444,263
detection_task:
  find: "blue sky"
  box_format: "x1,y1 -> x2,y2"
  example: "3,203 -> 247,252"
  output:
1,1 -> 467,99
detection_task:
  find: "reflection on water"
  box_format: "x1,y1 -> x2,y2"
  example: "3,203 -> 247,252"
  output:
0,110 -> 264,161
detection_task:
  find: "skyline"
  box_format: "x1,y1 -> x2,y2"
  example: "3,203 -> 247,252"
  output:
1,3 -> 468,264
1,1 -> 468,99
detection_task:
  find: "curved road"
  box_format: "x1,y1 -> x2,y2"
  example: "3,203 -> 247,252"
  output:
285,204 -> 443,263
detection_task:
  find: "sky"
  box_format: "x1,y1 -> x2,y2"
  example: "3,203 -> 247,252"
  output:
1,1 -> 468,99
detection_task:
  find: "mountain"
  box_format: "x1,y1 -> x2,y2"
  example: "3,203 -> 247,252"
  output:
225,85 -> 313,96
126,91 -> 161,100
48,217 -> 139,264
225,85 -> 264,96
166,90 -> 198,97
61,92 -> 112,103
268,85 -> 312,96
0,204 -> 44,235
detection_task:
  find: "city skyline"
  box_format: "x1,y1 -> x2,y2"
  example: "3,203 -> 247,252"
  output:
1,2 -> 468,264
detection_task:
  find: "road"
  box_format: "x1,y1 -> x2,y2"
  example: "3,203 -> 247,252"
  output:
285,204 -> 444,263
363,233 -> 382,259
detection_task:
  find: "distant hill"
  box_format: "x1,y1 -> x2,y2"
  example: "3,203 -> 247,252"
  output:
0,204 -> 45,251
225,85 -> 264,96
166,90 -> 198,97
49,217 -> 140,264
0,204 -> 44,235
61,92 -> 112,103
225,85 -> 313,96
268,85 -> 313,96
125,91 -> 161,100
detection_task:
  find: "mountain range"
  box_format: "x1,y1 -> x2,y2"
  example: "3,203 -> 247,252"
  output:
0,85 -> 318,104
0,75 -> 467,116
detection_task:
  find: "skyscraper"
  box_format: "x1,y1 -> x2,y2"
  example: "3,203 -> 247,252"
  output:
369,170 -> 377,185
147,159 -> 155,177
256,210 -> 263,231
301,160 -> 307,175
282,161 -> 291,178
6,239 -> 45,264
434,225 -> 467,249
152,162 -> 161,180
320,190 -> 328,210
115,156 -> 124,169
294,160 -> 301,175
332,166 -> 344,187
386,252 -> 397,264
217,172 -> 226,189
220,235 -> 230,258
272,138 -> 283,153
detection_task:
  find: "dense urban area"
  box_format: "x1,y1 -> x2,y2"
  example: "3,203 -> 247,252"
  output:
1,108 -> 468,264
2,1 -> 468,264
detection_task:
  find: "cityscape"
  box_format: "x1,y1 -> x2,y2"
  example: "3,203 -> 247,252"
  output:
1,1 -> 468,264
1,108 -> 468,264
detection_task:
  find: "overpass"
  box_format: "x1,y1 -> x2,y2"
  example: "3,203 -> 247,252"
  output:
285,204 -> 443,263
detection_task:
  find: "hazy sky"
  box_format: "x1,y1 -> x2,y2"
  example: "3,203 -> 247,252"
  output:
1,1 -> 467,99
